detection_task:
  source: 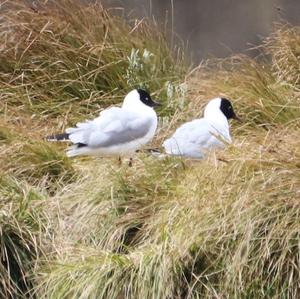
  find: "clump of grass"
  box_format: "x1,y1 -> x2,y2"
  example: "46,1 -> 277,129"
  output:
0,126 -> 16,144
0,175 -> 46,298
38,245 -> 182,299
0,0 -> 186,122
0,141 -> 77,191
265,25 -> 300,89
187,54 -> 299,128
38,129 -> 300,299
58,157 -> 184,249
184,26 -> 300,129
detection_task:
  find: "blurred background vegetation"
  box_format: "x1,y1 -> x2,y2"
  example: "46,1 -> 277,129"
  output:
101,0 -> 300,61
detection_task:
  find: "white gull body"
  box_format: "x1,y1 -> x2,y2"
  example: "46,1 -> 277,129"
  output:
64,89 -> 159,157
163,98 -> 235,159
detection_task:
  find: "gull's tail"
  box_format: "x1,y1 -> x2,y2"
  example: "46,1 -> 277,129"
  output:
46,132 -> 90,157
46,133 -> 70,142
66,144 -> 90,157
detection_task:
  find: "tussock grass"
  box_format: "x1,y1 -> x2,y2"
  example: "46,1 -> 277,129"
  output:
184,25 -> 300,130
0,0 -> 186,121
188,55 -> 299,128
265,25 -> 300,89
39,129 -> 300,298
0,141 -> 76,191
1,0 -> 300,298
0,126 -> 16,144
0,176 -> 46,298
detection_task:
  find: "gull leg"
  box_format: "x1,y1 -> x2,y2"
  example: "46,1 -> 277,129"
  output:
128,157 -> 133,167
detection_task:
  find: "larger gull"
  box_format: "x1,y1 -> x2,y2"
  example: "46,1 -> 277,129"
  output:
47,89 -> 161,160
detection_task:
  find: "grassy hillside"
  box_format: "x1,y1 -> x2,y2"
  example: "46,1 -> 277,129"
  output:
1,1 -> 300,298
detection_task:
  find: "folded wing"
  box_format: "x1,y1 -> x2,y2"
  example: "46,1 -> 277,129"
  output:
163,119 -> 226,158
66,107 -> 152,148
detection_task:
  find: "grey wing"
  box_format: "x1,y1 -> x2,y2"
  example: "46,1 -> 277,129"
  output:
172,120 -> 210,143
66,108 -> 154,148
88,116 -> 153,148
163,119 -> 216,158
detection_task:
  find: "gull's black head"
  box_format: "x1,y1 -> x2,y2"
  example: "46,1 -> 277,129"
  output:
220,98 -> 239,120
137,89 -> 161,108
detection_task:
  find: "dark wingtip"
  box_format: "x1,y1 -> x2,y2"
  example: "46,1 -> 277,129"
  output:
46,133 -> 70,141
76,143 -> 87,148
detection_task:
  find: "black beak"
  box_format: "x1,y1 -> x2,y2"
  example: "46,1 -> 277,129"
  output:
152,100 -> 162,108
233,113 -> 242,122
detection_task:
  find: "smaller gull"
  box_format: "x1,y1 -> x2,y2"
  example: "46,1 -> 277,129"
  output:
163,97 -> 240,159
47,89 -> 161,162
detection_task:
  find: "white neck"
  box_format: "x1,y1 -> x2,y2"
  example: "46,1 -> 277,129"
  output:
204,107 -> 228,127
